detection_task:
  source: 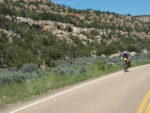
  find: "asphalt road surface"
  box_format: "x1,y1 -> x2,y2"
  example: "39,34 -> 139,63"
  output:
5,64 -> 150,113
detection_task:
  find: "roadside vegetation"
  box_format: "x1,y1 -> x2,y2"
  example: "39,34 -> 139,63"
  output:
0,52 -> 150,108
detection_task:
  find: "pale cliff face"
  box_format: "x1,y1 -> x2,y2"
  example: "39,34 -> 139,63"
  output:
136,16 -> 150,23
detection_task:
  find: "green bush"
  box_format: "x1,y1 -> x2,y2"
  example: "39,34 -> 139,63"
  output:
0,71 -> 26,85
106,62 -> 118,67
0,68 -> 49,85
8,67 -> 18,72
78,66 -> 87,73
94,60 -> 106,70
4,45 -> 40,68
20,63 -> 39,74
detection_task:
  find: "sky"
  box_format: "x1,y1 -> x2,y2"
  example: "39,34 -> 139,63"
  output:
51,0 -> 150,16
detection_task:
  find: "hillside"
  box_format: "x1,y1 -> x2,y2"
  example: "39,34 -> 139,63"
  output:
0,0 -> 150,68
135,15 -> 150,23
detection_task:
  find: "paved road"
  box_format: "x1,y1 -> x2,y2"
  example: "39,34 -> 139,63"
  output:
6,64 -> 150,113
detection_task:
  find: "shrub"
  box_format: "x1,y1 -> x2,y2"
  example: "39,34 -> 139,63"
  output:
106,62 -> 118,67
5,46 -> 40,68
8,67 -> 18,72
78,66 -> 87,73
94,59 -> 105,70
43,54 -> 56,67
0,68 -> 49,85
20,63 -> 39,74
0,71 -> 26,85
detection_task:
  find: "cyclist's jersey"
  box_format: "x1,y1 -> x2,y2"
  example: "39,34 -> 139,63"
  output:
122,53 -> 129,59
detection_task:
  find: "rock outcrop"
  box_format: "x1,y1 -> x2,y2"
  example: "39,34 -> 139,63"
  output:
109,52 -> 122,58
130,52 -> 136,57
136,16 -> 150,23
141,49 -> 148,54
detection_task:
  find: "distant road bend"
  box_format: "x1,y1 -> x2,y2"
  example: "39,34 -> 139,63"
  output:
5,64 -> 150,113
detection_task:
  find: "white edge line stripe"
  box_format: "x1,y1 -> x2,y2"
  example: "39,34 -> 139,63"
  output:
9,64 -> 148,113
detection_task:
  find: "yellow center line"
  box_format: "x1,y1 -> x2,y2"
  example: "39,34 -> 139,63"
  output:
145,104 -> 150,113
137,91 -> 150,113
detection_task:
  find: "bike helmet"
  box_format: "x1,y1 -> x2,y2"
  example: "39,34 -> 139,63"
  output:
123,51 -> 127,54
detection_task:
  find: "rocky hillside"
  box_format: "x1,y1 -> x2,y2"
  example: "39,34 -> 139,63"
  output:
0,0 -> 150,68
1,0 -> 150,41
136,15 -> 150,23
